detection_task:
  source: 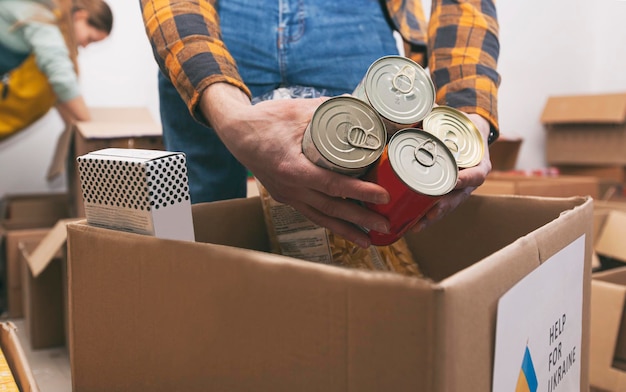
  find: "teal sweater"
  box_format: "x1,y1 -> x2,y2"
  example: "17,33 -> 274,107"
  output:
0,0 -> 79,102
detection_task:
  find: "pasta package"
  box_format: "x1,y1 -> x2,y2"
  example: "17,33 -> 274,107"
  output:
256,180 -> 423,278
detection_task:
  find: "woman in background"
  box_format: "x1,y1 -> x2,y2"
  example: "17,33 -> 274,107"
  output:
0,0 -> 113,138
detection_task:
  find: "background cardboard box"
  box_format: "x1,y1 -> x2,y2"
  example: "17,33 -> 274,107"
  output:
590,267 -> 626,391
0,322 -> 40,391
66,194 -> 593,392
474,173 -> 599,198
47,107 -> 163,217
542,92 -> 626,165
0,194 -> 70,317
488,137 -> 522,171
19,240 -> 65,350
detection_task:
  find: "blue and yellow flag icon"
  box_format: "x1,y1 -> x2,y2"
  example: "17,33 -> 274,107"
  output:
516,345 -> 538,392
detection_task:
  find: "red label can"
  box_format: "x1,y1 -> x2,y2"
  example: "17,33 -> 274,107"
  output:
362,128 -> 458,246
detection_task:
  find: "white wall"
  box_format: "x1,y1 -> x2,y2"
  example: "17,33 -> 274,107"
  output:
2,0 -> 626,198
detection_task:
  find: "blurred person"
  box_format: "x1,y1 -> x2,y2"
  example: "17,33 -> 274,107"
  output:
0,0 -> 113,138
141,0 -> 500,249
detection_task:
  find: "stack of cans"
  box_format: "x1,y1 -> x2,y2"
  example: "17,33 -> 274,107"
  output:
302,56 -> 485,246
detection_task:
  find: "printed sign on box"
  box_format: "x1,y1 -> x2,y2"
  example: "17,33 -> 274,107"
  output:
492,235 -> 585,392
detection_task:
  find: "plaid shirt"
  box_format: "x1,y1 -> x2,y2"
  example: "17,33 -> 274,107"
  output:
141,0 -> 500,139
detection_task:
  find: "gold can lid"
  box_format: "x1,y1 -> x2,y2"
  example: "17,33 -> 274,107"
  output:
364,56 -> 435,125
309,96 -> 387,170
422,106 -> 484,168
387,128 -> 458,196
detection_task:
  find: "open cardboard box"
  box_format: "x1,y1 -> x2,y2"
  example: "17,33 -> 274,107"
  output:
47,107 -> 163,217
0,193 -> 71,318
590,267 -> 626,391
66,194 -> 593,391
541,92 -> 626,165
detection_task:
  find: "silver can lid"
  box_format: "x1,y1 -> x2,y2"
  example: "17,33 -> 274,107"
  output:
388,128 -> 458,196
364,56 -> 435,125
422,106 -> 485,168
310,96 -> 386,170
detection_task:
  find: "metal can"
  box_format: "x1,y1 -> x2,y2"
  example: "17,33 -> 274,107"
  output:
302,96 -> 386,177
352,56 -> 436,135
362,128 -> 458,246
422,106 -> 485,168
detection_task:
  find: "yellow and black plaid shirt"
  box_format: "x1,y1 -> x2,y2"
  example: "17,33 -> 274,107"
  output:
141,0 -> 500,139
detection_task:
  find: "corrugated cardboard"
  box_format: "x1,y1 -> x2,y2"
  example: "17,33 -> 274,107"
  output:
0,194 -> 71,317
19,239 -> 65,350
66,194 -> 593,391
590,267 -> 626,391
0,193 -> 69,231
541,92 -> 626,165
0,322 -> 40,392
595,211 -> 626,263
556,165 -> 626,184
47,107 -> 163,217
488,137 -> 522,171
3,230 -> 49,318
474,173 -> 599,198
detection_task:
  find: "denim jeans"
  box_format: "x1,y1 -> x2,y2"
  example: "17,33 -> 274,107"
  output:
158,0 -> 399,203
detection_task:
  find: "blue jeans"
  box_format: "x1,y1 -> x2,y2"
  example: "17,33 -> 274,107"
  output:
158,0 -> 399,203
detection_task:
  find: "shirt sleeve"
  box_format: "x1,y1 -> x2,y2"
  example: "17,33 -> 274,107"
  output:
141,0 -> 250,123
428,0 -> 501,140
10,6 -> 81,102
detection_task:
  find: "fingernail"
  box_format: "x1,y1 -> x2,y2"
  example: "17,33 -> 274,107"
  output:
375,194 -> 390,204
373,222 -> 390,234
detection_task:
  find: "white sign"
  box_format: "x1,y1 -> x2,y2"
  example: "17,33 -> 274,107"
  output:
492,235 -> 585,392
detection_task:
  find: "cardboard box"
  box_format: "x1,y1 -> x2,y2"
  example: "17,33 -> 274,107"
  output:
76,148 -> 194,242
19,239 -> 65,350
3,229 -> 49,318
488,137 -> 522,171
474,173 -> 599,198
541,92 -> 626,165
0,193 -> 69,231
66,194 -> 593,391
0,322 -> 40,391
47,107 -> 163,217
590,267 -> 626,391
556,165 -> 626,184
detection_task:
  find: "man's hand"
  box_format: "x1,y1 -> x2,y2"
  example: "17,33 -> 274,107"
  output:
410,113 -> 493,233
199,83 -> 391,248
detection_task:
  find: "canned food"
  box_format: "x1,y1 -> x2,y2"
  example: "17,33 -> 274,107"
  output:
363,128 -> 458,246
422,106 -> 485,168
353,55 -> 436,135
302,96 -> 386,177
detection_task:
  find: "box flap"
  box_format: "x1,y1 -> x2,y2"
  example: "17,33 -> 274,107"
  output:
0,322 -> 40,392
595,211 -> 626,262
47,123 -> 74,181
24,219 -> 80,278
541,93 -> 626,125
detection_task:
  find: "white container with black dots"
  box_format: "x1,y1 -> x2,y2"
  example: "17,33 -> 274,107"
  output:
76,148 -> 195,241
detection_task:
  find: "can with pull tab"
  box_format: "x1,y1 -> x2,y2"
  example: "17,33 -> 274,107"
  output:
302,96 -> 387,177
352,56 -> 436,136
362,128 -> 458,246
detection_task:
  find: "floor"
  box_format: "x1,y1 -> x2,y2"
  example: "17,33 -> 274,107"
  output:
10,319 -> 71,392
